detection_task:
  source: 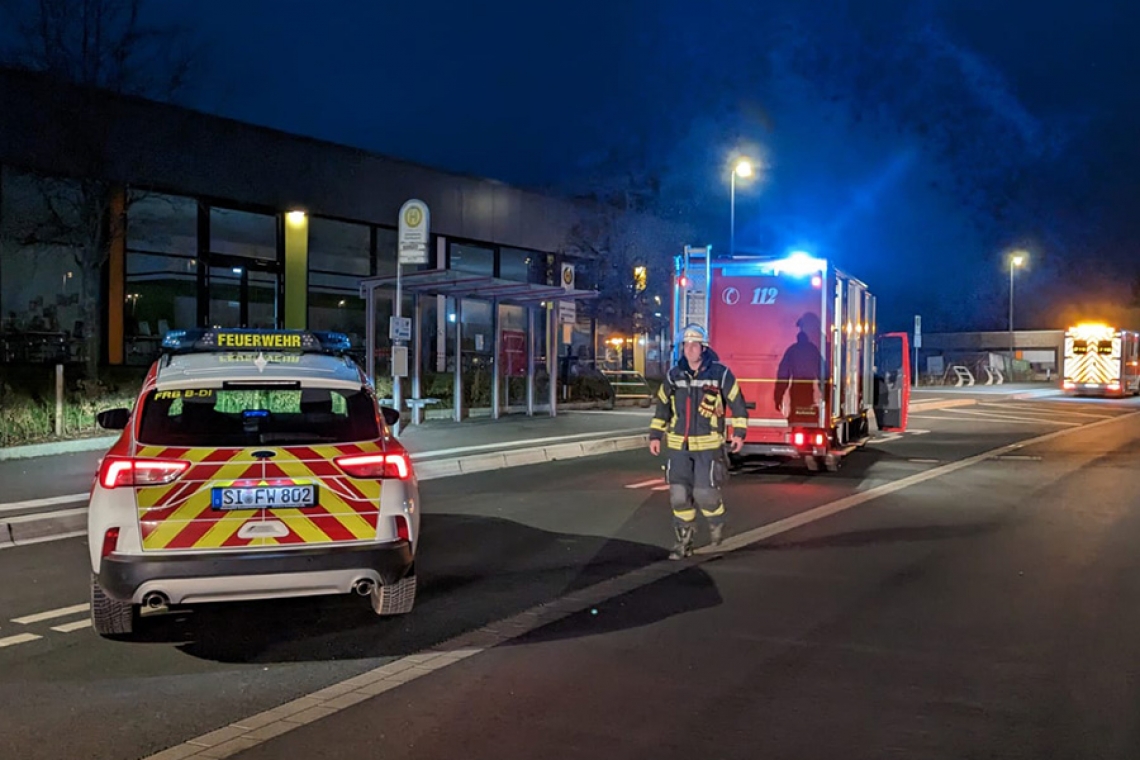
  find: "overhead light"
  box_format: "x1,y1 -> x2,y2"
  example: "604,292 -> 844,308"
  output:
286,210 -> 307,225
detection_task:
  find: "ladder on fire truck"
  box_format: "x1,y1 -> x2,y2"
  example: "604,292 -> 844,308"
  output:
672,245 -> 712,346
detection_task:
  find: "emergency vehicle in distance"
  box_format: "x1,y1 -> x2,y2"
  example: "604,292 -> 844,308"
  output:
672,247 -> 908,472
87,328 -> 419,638
1061,323 -> 1140,397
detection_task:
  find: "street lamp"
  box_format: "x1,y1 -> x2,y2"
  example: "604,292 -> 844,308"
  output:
1008,252 -> 1027,371
1008,252 -> 1026,332
730,158 -> 753,257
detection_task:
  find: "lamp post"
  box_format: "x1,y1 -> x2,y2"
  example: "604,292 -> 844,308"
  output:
1008,252 -> 1027,370
730,158 -> 753,257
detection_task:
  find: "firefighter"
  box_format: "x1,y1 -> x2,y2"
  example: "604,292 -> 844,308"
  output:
648,324 -> 749,559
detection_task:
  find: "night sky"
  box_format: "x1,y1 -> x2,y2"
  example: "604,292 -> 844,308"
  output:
19,0 -> 1140,333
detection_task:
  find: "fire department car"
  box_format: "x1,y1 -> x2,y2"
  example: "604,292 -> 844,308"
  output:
88,328 -> 419,638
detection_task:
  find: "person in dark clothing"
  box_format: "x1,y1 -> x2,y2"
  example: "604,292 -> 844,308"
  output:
773,312 -> 826,424
649,324 -> 749,559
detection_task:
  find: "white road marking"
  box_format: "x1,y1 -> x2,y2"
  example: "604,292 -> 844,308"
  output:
651,485 -> 671,491
51,619 -> 92,633
142,410 -> 1139,760
0,633 -> 41,648
912,413 -> 1079,427
625,478 -> 663,489
943,409 -> 1082,426
980,403 -> 1116,420
12,604 -> 90,625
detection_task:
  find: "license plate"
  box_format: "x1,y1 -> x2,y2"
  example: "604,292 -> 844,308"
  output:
211,485 -> 316,510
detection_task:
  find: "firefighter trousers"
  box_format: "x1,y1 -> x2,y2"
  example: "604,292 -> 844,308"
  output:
665,448 -> 728,528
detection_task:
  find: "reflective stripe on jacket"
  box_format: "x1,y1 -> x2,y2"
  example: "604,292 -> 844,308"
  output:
649,351 -> 748,451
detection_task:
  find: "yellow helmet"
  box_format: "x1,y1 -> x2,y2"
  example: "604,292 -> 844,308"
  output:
680,324 -> 709,345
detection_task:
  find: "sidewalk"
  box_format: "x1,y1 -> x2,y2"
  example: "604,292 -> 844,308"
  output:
0,409 -> 655,547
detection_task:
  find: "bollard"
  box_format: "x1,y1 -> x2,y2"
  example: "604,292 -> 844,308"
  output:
55,363 -> 64,437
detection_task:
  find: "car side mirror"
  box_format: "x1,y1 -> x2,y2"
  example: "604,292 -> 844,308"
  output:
379,406 -> 401,428
97,408 -> 131,430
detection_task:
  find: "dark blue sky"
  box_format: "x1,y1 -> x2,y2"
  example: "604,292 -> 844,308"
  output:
165,1 -> 1140,332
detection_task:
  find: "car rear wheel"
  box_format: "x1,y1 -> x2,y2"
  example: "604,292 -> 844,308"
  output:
370,573 -> 416,616
90,575 -> 135,637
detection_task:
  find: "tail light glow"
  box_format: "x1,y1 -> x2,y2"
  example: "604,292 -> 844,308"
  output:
335,452 -> 411,479
101,528 -> 120,558
793,432 -> 805,447
99,457 -> 189,489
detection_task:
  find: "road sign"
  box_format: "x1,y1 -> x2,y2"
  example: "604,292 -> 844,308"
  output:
389,315 -> 412,342
398,199 -> 430,265
914,315 -> 922,348
561,263 -> 575,290
558,300 -> 576,324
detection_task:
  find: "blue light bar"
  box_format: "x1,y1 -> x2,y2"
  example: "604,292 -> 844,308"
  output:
772,252 -> 826,277
717,253 -> 828,279
310,331 -> 352,352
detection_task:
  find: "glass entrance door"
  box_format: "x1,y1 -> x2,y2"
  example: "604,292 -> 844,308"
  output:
206,255 -> 280,328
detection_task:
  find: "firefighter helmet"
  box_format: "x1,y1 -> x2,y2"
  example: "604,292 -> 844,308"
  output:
679,324 -> 709,345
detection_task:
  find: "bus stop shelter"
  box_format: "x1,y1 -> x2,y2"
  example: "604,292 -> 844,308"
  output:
359,269 -> 598,424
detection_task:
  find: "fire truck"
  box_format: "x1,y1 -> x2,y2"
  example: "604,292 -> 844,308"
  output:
1062,323 -> 1140,397
671,246 -> 908,471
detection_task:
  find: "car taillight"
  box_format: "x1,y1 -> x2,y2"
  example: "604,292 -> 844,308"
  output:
814,433 -> 826,447
335,452 -> 411,479
99,457 -> 190,489
101,528 -> 121,558
793,432 -> 805,447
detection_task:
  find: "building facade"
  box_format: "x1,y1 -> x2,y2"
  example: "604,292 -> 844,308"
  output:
0,68 -> 682,397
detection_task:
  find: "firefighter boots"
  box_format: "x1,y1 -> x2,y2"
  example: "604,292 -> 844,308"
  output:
709,522 -> 725,547
669,525 -> 695,560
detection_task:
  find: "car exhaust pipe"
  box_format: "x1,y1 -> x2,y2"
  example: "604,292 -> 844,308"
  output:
142,591 -> 169,609
353,579 -> 375,597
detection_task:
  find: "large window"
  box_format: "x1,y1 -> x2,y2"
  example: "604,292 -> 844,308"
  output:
0,167 -> 88,363
450,243 -> 494,277
124,194 -> 199,359
499,247 -> 543,283
308,218 -> 371,341
209,207 -> 276,261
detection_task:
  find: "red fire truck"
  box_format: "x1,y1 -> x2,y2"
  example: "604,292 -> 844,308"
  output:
671,247 -> 908,471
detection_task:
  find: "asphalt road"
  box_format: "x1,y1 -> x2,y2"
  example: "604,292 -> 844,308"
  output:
0,394 -> 1137,760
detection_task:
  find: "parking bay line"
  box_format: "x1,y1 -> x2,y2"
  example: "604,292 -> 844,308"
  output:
12,603 -> 90,625
142,410 -> 1140,760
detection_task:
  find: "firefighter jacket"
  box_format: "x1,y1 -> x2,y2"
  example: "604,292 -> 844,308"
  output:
650,349 -> 749,452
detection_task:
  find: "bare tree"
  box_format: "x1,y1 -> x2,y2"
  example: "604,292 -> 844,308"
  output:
565,179 -> 686,346
1,0 -> 197,97
0,0 -> 199,377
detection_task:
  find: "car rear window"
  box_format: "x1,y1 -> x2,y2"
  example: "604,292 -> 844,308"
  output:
137,387 -> 380,446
